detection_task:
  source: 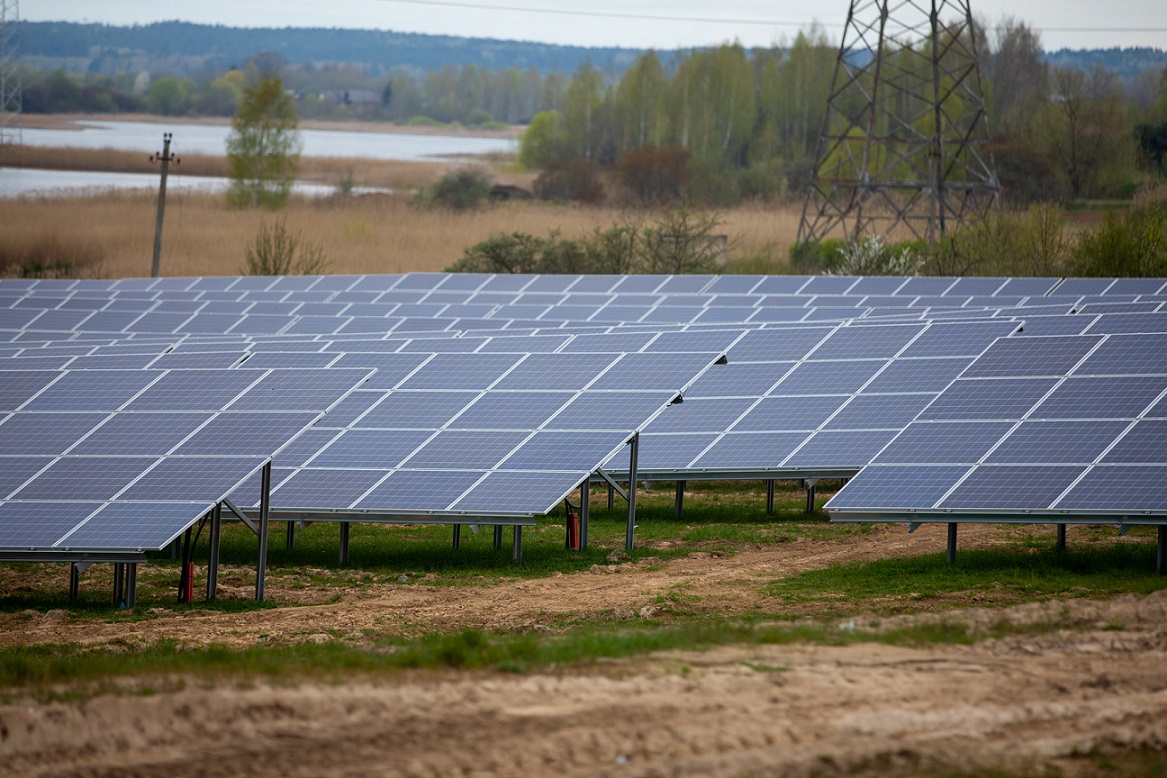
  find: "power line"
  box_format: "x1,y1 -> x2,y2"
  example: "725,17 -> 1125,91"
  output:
371,0 -> 1167,34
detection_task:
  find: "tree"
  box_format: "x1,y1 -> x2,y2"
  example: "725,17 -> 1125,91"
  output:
226,77 -> 302,209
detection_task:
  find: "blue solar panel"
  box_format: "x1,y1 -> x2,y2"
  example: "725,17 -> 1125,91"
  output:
401,430 -> 527,469
731,395 -> 848,432
1031,376 -> 1167,419
118,456 -> 267,502
918,378 -> 1058,421
587,353 -> 715,391
898,321 -> 1019,357
862,358 -> 969,393
0,457 -> 53,498
397,353 -> 522,391
491,353 -> 616,391
1082,312 -> 1167,335
62,501 -> 210,550
547,392 -> 672,431
784,429 -> 898,467
271,468 -> 388,509
352,390 -> 472,429
725,327 -> 833,362
499,431 -> 627,470
25,370 -> 161,412
985,420 -> 1129,464
642,397 -> 755,434
69,412 -> 212,455
0,412 -> 107,454
124,371 -> 259,411
312,429 -> 434,468
874,421 -> 1015,464
450,470 -> 582,514
1101,421 -> 1167,463
692,432 -> 811,469
228,368 -> 370,411
770,360 -> 885,394
272,428 -> 342,467
826,465 -> 972,509
962,336 -> 1102,378
0,502 -> 96,548
809,324 -> 924,360
937,465 -> 1085,510
451,392 -> 571,429
1074,334 -> 1167,375
828,395 -> 935,433
354,469 -> 484,511
173,412 -> 319,456
681,362 -> 793,398
1054,465 -> 1167,510
0,371 -> 64,411
13,456 -> 155,500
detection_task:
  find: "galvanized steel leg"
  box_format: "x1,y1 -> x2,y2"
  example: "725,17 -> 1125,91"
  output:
947,522 -> 958,564
113,563 -> 125,605
580,482 -> 590,550
512,526 -> 523,563
452,524 -> 461,550
207,503 -> 222,601
675,480 -> 685,521
256,461 -> 272,602
608,483 -> 615,511
805,481 -> 817,514
626,432 -> 639,552
69,563 -> 80,601
1056,523 -> 1067,552
286,521 -> 295,550
339,522 -> 350,566
493,524 -> 503,550
766,479 -> 775,513
126,564 -> 137,608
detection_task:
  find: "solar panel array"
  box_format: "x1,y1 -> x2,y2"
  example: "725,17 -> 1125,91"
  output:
4,272 -> 1167,563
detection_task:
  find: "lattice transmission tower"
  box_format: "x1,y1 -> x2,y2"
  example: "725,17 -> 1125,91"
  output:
798,0 -> 998,244
0,0 -> 20,145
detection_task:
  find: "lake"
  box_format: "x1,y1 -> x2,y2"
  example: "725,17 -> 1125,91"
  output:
2,119 -> 516,197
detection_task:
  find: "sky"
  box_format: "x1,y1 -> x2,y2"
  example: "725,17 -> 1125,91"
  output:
27,0 -> 1167,51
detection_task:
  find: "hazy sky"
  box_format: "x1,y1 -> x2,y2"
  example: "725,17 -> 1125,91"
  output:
28,1 -> 1167,51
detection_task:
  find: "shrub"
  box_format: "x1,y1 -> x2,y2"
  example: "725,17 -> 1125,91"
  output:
617,145 -> 691,207
418,168 -> 492,211
0,236 -> 106,280
533,158 -> 605,204
1072,203 -> 1167,277
830,234 -> 924,276
640,206 -> 727,274
243,218 -> 328,276
789,239 -> 847,273
924,205 -> 1072,276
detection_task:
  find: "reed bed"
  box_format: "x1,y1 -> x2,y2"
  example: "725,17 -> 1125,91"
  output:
0,191 -> 803,279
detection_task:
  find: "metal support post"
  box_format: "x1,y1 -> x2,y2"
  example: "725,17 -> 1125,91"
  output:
286,521 -> 295,550
207,503 -> 222,601
339,522 -> 350,566
608,483 -> 615,510
171,538 -> 180,559
674,480 -> 685,521
580,482 -> 590,550
1056,523 -> 1067,552
626,433 -> 639,551
125,564 -> 137,608
766,479 -> 775,513
946,522 -> 958,564
452,524 -> 461,549
1158,526 -> 1166,576
69,563 -> 80,601
493,524 -> 503,550
512,526 -> 523,563
805,480 -> 817,514
255,461 -> 272,602
113,563 -> 125,605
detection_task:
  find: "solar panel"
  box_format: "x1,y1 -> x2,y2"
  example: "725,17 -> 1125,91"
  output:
60,502 -> 213,550
1031,376 -> 1167,419
1101,421 -> 1167,463
228,369 -> 371,411
770,360 -> 885,394
124,371 -> 259,411
784,430 -> 898,467
731,395 -> 848,432
311,429 -> 434,468
1054,465 -> 1167,510
0,502 -> 97,548
873,421 -> 1016,464
0,412 -> 107,454
692,432 -> 811,469
272,468 -> 389,509
680,362 -> 794,398
826,465 -> 972,510
499,431 -> 628,470
962,336 -> 1101,378
12,456 -> 155,500
24,370 -> 160,412
823,393 -> 937,430
69,412 -> 212,455
936,465 -> 1085,510
985,420 -> 1129,464
397,353 -> 522,390
917,378 -> 1059,420
861,358 -> 969,393
173,412 -> 321,456
449,470 -> 584,514
401,430 -> 527,469
546,392 -> 673,431
452,392 -> 571,430
642,398 -> 755,433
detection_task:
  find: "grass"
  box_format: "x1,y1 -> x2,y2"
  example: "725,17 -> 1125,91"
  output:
765,540 -> 1167,619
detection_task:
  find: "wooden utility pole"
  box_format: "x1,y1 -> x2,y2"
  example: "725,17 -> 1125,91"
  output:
149,133 -> 178,278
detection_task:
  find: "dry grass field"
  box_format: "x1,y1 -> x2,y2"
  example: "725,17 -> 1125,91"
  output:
0,188 -> 803,279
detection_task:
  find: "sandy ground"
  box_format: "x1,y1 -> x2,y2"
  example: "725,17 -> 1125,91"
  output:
2,524 -> 1166,777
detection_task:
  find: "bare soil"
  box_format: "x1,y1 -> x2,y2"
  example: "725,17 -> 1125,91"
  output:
2,524 -> 1166,776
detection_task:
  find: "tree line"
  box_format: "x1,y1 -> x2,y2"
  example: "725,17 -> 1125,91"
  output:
518,21 -> 1167,207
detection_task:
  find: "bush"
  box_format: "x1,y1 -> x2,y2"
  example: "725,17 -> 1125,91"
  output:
533,158 -> 605,204
243,218 -> 328,276
788,239 -> 847,273
924,205 -> 1071,276
617,145 -> 691,207
0,236 -> 106,280
830,235 -> 924,276
418,168 -> 492,211
1072,204 -> 1167,277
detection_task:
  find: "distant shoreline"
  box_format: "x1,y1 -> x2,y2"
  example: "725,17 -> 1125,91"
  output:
18,113 -> 525,141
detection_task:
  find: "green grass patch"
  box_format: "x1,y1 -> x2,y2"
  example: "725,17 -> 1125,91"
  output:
766,544 -> 1167,618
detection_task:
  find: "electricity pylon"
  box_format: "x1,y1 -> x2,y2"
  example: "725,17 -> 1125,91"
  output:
798,0 -> 999,245
0,0 -> 20,145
